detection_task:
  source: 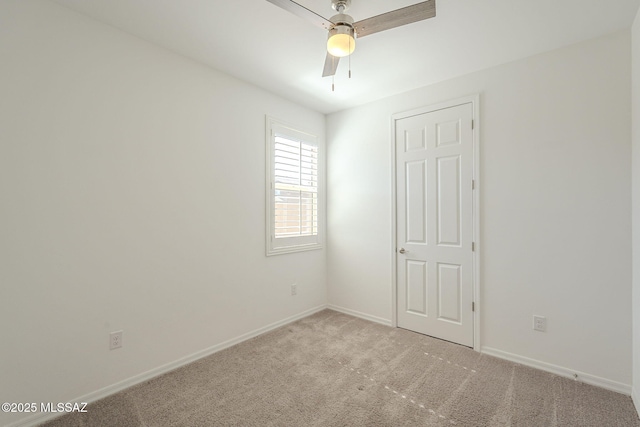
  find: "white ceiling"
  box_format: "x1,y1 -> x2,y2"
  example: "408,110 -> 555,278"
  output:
52,0 -> 640,114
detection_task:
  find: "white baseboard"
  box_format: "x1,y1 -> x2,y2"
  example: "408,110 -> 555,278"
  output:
633,386 -> 640,418
6,305 -> 328,427
327,304 -> 392,326
481,346 -> 632,396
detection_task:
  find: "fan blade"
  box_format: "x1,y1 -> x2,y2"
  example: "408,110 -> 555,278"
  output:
265,0 -> 333,30
354,0 -> 436,38
322,53 -> 340,77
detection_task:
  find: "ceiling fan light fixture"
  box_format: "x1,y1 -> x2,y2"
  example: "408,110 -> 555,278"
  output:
266,0 -> 437,78
327,25 -> 355,57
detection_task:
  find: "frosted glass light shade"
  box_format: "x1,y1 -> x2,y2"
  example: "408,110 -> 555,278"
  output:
327,25 -> 355,57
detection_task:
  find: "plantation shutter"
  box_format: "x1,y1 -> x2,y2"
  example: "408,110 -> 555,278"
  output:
266,118 -> 321,255
273,134 -> 318,240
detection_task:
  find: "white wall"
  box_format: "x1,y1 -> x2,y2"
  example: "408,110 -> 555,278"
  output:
327,31 -> 632,389
632,6 -> 640,416
0,1 -> 326,425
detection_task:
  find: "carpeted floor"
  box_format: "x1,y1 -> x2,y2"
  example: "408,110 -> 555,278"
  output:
41,309 -> 640,426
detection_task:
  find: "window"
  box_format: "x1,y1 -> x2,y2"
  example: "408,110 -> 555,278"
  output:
266,117 -> 322,255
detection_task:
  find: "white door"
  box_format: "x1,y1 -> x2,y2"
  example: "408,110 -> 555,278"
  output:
395,101 -> 475,347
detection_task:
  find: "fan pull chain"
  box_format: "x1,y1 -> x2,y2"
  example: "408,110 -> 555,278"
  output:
332,54 -> 336,91
349,36 -> 352,79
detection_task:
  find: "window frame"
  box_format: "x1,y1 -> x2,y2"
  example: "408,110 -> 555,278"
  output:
265,116 -> 323,256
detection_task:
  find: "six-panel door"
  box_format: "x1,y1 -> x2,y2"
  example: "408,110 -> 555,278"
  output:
396,102 -> 474,347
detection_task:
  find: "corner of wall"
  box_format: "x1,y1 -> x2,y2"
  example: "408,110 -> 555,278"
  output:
632,4 -> 640,420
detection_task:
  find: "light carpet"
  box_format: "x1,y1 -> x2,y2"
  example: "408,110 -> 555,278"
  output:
41,309 -> 640,426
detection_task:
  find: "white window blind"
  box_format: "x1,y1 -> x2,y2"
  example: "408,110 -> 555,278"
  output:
266,118 -> 321,255
274,136 -> 318,239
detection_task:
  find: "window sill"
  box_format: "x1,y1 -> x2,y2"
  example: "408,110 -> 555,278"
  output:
266,242 -> 323,256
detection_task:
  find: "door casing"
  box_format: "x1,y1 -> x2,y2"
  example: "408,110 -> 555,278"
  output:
390,94 -> 481,351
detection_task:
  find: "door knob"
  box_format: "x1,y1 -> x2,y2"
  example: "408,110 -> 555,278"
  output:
398,248 -> 406,254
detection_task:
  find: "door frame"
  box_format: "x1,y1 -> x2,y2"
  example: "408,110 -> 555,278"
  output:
390,94 -> 481,351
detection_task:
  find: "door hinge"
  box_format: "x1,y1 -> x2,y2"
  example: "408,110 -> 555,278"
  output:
472,302 -> 475,312
471,242 -> 475,252
472,119 -> 474,130
472,180 -> 475,190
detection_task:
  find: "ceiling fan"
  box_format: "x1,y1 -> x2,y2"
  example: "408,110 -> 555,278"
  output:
266,0 -> 436,77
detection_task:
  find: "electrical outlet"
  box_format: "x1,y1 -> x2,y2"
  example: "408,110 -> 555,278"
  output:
533,316 -> 546,332
110,330 -> 123,350
291,283 -> 297,296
